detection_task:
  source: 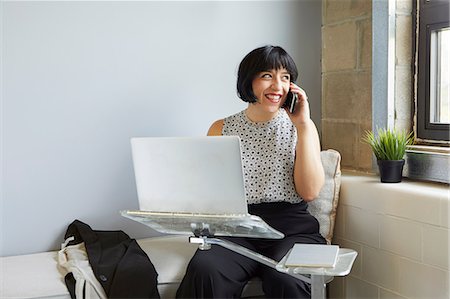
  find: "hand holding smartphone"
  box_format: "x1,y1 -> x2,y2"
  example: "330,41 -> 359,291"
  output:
282,91 -> 298,114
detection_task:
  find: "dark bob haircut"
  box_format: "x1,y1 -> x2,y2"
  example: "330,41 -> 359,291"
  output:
237,45 -> 298,103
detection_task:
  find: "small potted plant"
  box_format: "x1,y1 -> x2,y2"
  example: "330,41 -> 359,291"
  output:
362,128 -> 414,183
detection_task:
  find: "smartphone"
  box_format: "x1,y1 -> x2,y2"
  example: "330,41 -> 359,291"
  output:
283,91 -> 298,114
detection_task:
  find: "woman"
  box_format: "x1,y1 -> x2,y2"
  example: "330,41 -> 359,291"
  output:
176,45 -> 326,298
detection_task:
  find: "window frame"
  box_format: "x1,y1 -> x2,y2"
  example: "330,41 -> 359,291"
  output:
415,0 -> 450,142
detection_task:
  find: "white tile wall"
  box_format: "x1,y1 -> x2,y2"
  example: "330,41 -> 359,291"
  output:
346,276 -> 379,298
379,217 -> 422,261
330,173 -> 450,299
361,246 -> 399,291
345,206 -> 380,248
422,225 -> 449,270
440,195 -> 450,228
397,258 -> 449,299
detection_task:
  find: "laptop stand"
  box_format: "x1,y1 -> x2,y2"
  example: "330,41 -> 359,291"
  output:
121,210 -> 285,239
121,210 -> 357,299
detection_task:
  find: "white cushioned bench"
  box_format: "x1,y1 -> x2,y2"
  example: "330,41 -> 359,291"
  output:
1,235 -> 264,299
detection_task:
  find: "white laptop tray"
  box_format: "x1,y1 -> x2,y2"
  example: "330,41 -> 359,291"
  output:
121,210 -> 284,239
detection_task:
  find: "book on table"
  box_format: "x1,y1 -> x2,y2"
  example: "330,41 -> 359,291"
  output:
284,244 -> 339,268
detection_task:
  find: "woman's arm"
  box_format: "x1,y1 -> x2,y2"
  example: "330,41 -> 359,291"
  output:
207,119 -> 224,136
294,120 -> 324,201
287,83 -> 324,201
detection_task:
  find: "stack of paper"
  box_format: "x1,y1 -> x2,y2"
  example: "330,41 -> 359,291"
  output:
284,244 -> 339,268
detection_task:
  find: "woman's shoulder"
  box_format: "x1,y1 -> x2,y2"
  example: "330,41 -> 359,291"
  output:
207,119 -> 224,136
208,110 -> 245,136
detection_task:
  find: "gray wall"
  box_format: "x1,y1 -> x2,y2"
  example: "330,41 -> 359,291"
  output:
1,0 -> 322,256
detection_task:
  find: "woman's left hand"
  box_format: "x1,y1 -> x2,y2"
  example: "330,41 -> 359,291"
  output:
285,83 -> 311,127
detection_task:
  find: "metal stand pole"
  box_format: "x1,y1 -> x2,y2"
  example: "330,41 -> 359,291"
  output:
311,275 -> 326,299
189,236 -> 315,286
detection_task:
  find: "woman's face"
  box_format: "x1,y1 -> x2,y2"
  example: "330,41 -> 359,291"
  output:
251,68 -> 291,113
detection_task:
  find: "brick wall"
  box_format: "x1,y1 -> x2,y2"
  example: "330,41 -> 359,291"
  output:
321,0 -> 414,171
321,0 -> 373,171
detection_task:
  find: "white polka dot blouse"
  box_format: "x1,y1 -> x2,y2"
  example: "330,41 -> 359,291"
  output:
222,109 -> 303,204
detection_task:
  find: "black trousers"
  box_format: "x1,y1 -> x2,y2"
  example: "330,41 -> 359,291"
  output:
176,201 -> 326,299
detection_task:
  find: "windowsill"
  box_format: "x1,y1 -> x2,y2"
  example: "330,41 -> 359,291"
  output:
404,146 -> 450,184
341,170 -> 448,189
407,145 -> 450,154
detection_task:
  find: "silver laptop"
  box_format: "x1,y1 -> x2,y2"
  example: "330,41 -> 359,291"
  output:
122,136 -> 284,239
131,136 -> 247,215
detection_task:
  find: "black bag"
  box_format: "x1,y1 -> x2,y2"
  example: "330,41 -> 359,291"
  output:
64,220 -> 160,299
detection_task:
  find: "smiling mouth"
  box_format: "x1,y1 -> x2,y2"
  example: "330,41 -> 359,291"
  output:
265,94 -> 282,104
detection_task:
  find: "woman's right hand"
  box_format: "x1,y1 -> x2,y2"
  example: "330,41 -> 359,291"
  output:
285,83 -> 311,127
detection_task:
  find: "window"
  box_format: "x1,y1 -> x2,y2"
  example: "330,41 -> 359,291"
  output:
416,0 -> 450,142
429,27 -> 449,124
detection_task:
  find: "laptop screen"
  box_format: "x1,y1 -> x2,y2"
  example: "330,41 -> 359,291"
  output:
130,136 -> 248,215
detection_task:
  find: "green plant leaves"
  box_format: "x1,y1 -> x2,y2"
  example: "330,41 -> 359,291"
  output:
362,128 -> 414,160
